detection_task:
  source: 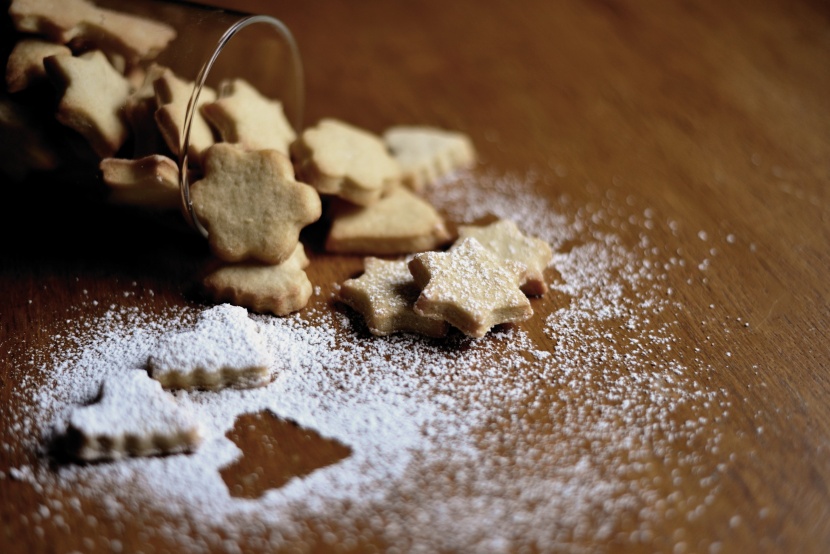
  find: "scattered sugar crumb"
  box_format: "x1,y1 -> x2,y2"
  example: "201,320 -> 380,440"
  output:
4,170 -> 736,553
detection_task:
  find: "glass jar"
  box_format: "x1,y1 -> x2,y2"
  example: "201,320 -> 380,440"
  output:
1,0 -> 304,236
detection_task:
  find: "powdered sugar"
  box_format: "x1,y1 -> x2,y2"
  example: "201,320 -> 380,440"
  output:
6,170 -> 731,552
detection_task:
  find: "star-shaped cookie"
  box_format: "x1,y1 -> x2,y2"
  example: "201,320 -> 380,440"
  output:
65,369 -> 203,461
325,186 -> 452,255
338,257 -> 449,338
44,50 -> 131,158
201,78 -> 296,154
200,243 -> 313,316
291,118 -> 402,206
191,143 -> 322,264
147,304 -> 271,390
154,68 -> 217,164
383,125 -> 476,191
456,218 -> 553,295
408,237 -> 533,338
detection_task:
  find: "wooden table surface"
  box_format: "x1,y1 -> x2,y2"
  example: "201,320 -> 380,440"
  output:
2,0 -> 829,552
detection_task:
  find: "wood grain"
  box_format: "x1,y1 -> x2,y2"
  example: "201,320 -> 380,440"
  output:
1,0 -> 829,552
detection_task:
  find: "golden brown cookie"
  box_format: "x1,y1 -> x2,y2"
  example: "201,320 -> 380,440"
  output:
154,68 -> 217,164
338,257 -> 449,338
383,125 -> 477,191
201,78 -> 296,154
8,0 -> 95,43
9,0 -> 177,65
147,304 -> 271,391
99,154 -> 179,209
5,38 -> 72,93
201,243 -> 313,317
408,237 -> 533,338
325,186 -> 452,255
191,143 -> 322,264
291,118 -> 402,206
44,50 -> 131,158
456,219 -> 552,295
64,369 -> 203,462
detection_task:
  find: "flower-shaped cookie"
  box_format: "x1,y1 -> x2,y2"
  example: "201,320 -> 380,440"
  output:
191,143 -> 322,264
200,243 -> 313,317
291,118 -> 402,206
408,237 -> 533,338
65,369 -> 203,461
338,257 -> 449,338
456,219 -> 552,295
147,304 -> 271,390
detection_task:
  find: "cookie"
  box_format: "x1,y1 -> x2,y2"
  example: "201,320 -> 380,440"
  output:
154,68 -> 217,164
64,369 -> 203,462
201,78 -> 296,154
5,38 -> 72,93
291,118 -> 402,206
99,154 -> 180,209
9,0 -> 177,64
383,125 -> 476,191
408,237 -> 533,338
338,257 -> 449,338
191,142 -> 321,264
456,218 -> 552,295
325,186 -> 452,255
8,0 -> 95,43
200,243 -> 313,316
43,50 -> 131,158
147,304 -> 271,391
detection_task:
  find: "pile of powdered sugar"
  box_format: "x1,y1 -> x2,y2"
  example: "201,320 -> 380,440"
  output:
5,170 -> 733,553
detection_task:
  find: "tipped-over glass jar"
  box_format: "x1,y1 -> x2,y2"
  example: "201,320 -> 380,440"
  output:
1,0 -> 304,235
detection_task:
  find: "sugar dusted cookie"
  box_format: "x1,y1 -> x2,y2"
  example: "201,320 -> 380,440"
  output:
154,68 -> 217,164
201,243 -> 313,316
456,219 -> 552,295
326,186 -> 452,255
338,257 -> 449,338
147,304 -> 271,391
408,237 -> 533,338
5,38 -> 72,93
44,50 -> 131,158
9,0 -> 177,64
384,125 -> 476,191
291,118 -> 402,206
99,154 -> 180,209
191,143 -> 321,264
64,369 -> 203,462
201,78 -> 296,154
